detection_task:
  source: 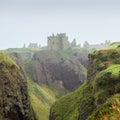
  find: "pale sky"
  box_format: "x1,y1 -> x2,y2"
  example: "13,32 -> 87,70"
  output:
0,0 -> 120,49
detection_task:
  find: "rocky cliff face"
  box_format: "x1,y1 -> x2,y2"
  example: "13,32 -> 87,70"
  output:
0,52 -> 35,120
49,43 -> 120,120
8,49 -> 88,120
26,50 -> 87,91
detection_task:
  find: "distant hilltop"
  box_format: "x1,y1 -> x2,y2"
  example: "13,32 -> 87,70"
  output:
23,33 -> 111,50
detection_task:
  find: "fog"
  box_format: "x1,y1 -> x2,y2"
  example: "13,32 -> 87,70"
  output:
0,0 -> 120,49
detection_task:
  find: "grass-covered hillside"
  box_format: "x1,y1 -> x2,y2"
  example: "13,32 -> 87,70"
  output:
49,43 -> 120,120
28,79 -> 67,120
88,94 -> 120,120
0,51 -> 35,120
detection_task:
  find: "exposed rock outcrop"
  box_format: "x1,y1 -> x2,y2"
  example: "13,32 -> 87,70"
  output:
7,48 -> 88,92
7,49 -> 88,120
28,50 -> 87,91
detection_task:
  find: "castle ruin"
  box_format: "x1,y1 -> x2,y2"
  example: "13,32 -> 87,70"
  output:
28,43 -> 39,48
23,43 -> 41,49
47,33 -> 69,50
83,40 -> 111,50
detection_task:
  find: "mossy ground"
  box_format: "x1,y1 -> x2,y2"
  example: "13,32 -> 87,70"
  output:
87,94 -> 120,120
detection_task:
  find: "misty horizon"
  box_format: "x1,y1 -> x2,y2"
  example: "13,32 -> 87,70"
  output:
0,0 -> 120,49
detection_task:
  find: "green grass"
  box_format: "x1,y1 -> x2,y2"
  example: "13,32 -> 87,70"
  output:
92,64 -> 120,104
28,79 -> 67,120
50,82 -> 94,120
87,94 -> 120,120
105,64 -> 120,77
105,42 -> 120,49
28,79 -> 57,120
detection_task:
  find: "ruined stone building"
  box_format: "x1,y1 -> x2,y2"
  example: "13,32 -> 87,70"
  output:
27,43 -> 41,49
23,43 -> 41,49
83,40 -> 111,50
28,43 -> 38,48
47,33 -> 69,50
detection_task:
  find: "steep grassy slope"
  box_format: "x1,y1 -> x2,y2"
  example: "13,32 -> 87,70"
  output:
49,82 -> 93,120
28,79 -> 67,120
49,43 -> 120,120
28,79 -> 56,120
0,51 -> 35,120
88,94 -> 120,120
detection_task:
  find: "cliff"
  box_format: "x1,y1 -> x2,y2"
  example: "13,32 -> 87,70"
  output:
24,50 -> 87,91
49,42 -> 120,120
7,48 -> 88,120
0,52 -> 35,120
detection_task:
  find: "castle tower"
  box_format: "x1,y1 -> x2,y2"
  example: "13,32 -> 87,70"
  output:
47,33 -> 69,50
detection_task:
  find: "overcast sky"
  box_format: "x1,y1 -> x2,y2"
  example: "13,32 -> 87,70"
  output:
0,0 -> 120,49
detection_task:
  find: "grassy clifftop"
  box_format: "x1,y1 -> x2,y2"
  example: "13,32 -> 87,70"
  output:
49,43 -> 120,120
105,42 -> 120,50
